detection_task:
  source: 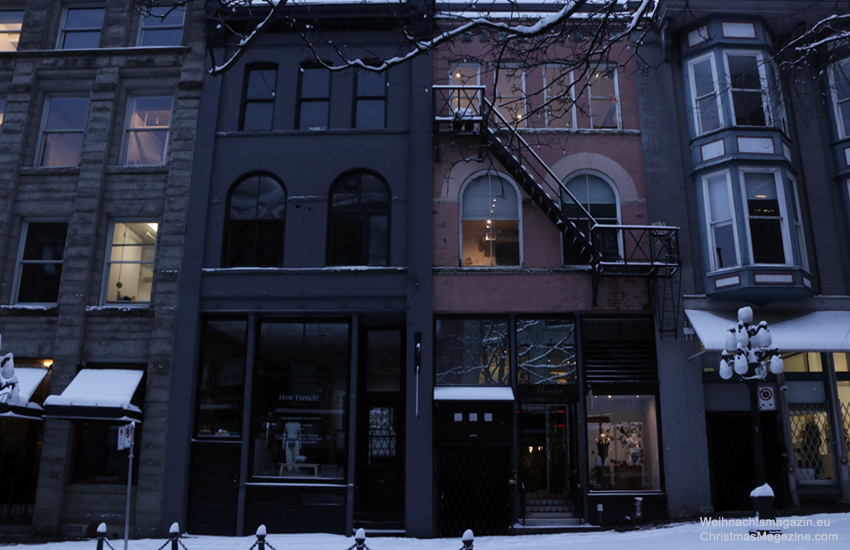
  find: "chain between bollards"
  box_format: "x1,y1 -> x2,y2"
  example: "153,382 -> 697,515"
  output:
95,523 -> 116,550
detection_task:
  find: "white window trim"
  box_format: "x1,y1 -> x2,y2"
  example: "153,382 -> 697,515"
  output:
11,219 -> 68,306
458,171 -> 523,268
723,50 -> 773,127
101,220 -> 158,306
788,175 -> 808,271
57,5 -> 103,50
136,4 -> 185,47
121,94 -> 173,166
686,52 -> 724,135
36,95 -> 88,168
701,169 -> 740,272
829,59 -> 850,140
494,63 -> 527,127
587,64 -> 621,130
543,64 -> 575,129
738,167 -> 793,265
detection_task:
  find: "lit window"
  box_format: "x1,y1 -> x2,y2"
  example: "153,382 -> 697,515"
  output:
588,66 -> 620,129
297,66 -> 329,130
124,95 -> 173,166
544,65 -> 574,128
562,173 -> 618,264
327,171 -> 390,266
14,221 -> 68,304
449,62 -> 480,119
494,65 -> 526,127
742,170 -> 790,264
38,96 -> 88,167
354,69 -> 386,129
138,4 -> 184,47
241,65 -> 277,131
0,99 -> 6,128
104,222 -> 157,304
224,174 -> 286,267
702,171 -> 739,270
687,54 -> 723,134
830,59 -> 850,139
461,173 -> 520,267
0,10 -> 23,51
58,7 -> 103,49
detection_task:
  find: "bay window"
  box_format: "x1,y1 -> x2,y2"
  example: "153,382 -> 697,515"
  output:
742,170 -> 789,264
702,171 -> 739,270
687,54 -> 723,134
830,59 -> 850,139
725,52 -> 770,127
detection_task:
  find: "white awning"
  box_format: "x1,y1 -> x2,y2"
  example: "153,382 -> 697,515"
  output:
685,309 -> 850,352
433,386 -> 515,401
0,367 -> 49,420
43,369 -> 144,422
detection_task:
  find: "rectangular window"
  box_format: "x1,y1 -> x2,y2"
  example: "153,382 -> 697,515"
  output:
703,171 -> 738,270
688,54 -> 723,134
788,177 -> 808,270
544,65 -> 573,128
587,394 -> 661,491
588,65 -> 620,129
58,7 -> 103,49
0,10 -> 23,51
830,59 -> 850,139
494,65 -> 526,127
742,170 -> 789,264
196,319 -> 247,438
38,96 -> 88,167
449,62 -> 481,119
725,52 -> 768,126
435,318 -> 510,386
103,221 -> 157,304
516,318 -> 577,385
138,4 -> 184,47
124,95 -> 173,165
15,221 -> 68,304
241,66 -> 277,131
297,67 -> 329,130
252,322 -> 349,479
354,70 -> 387,129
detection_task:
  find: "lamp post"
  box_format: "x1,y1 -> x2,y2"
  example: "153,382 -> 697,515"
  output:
718,307 -> 783,521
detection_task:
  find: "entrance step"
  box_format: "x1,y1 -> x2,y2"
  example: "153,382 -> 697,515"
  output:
513,519 -> 601,535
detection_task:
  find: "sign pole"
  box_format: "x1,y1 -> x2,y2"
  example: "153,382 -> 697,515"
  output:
123,422 -> 134,550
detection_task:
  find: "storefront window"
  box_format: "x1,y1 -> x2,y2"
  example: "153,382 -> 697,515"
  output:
783,352 -> 823,373
587,394 -> 660,491
838,381 -> 850,454
435,318 -> 510,385
252,322 -> 348,479
196,320 -> 247,437
516,318 -> 577,385
789,403 -> 834,482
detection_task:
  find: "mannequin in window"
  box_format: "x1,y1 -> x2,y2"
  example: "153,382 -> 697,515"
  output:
0,353 -> 20,406
283,421 -> 302,472
595,428 -> 611,467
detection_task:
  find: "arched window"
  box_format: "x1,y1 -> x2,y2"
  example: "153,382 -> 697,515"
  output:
326,171 -> 390,266
562,173 -> 619,264
461,173 -> 520,267
224,174 -> 286,267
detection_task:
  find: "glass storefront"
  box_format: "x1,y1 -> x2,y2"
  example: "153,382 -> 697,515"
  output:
435,318 -> 510,385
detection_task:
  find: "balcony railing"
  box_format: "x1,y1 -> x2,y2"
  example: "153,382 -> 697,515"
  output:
433,84 -> 485,133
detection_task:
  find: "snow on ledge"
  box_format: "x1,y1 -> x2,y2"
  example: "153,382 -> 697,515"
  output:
434,386 -> 515,401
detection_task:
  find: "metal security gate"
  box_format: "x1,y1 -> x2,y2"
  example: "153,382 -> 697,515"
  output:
437,444 -> 512,537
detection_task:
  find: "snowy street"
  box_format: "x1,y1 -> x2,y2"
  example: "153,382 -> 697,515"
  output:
12,513 -> 848,550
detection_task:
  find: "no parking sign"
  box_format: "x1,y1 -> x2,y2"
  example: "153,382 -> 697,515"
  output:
758,385 -> 776,411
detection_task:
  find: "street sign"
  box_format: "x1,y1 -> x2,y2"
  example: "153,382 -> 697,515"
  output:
118,422 -> 135,450
757,385 -> 775,411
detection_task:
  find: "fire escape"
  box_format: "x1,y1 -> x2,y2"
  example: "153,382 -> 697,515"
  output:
434,85 -> 682,338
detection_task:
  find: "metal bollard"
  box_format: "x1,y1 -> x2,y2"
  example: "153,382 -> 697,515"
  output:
354,528 -> 367,550
96,523 -> 107,550
256,525 -> 267,550
169,522 -> 180,550
461,529 -> 474,550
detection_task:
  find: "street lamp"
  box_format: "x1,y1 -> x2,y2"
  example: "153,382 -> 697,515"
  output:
718,306 -> 783,521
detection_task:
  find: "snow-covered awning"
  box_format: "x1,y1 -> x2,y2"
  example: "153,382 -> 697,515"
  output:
0,367 -> 48,420
685,309 -> 850,353
434,386 -> 516,401
43,369 -> 144,423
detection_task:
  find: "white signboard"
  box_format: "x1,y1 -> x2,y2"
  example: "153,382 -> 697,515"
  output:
117,422 -> 135,450
758,386 -> 776,411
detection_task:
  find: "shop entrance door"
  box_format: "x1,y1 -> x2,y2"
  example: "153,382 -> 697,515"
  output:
518,403 -> 577,521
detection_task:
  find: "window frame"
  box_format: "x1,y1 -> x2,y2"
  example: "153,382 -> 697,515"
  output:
0,10 -> 24,52
101,220 -> 158,305
137,4 -> 185,47
224,173 -> 287,268
459,172 -> 522,268
326,170 -> 391,266
701,169 -> 740,272
561,172 -> 621,265
57,6 -> 104,50
587,64 -> 621,130
37,95 -> 89,168
686,53 -> 724,135
122,94 -> 173,166
739,167 -> 793,265
449,62 -> 481,117
241,64 -> 278,132
788,175 -> 808,271
723,50 -> 772,127
543,64 -> 575,129
12,220 -> 69,305
353,68 -> 387,129
494,63 -> 527,127
296,64 -> 330,131
829,58 -> 850,140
